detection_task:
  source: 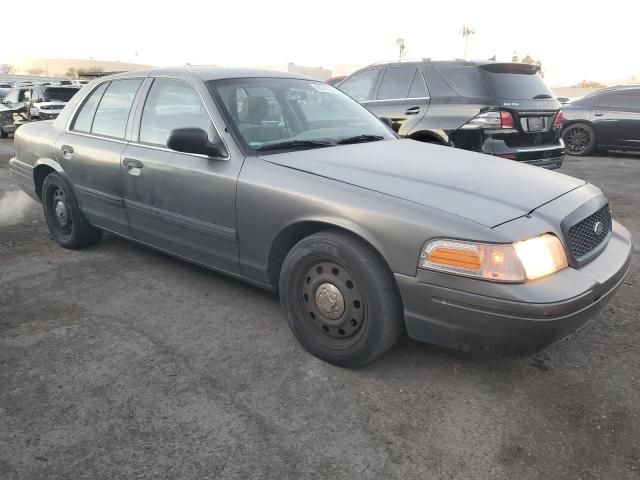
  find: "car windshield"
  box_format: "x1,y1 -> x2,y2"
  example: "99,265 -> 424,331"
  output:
44,88 -> 78,102
209,77 -> 395,152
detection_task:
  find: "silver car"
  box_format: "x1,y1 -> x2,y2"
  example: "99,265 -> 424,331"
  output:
9,68 -> 632,366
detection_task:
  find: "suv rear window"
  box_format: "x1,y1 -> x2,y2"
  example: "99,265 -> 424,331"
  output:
43,88 -> 78,102
480,63 -> 554,100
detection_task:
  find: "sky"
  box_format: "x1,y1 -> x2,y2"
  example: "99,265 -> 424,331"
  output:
2,0 -> 637,86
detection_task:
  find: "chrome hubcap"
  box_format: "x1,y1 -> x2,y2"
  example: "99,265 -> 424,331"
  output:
315,283 -> 345,320
55,200 -> 68,226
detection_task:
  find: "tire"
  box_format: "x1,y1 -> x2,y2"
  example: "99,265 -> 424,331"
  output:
279,231 -> 404,367
42,172 -> 102,249
0,127 -> 7,139
562,123 -> 596,156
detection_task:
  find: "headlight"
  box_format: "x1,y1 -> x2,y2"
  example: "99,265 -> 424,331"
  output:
420,234 -> 568,282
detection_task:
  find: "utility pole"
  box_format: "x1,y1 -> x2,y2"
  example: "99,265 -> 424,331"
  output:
460,26 -> 475,59
396,38 -> 406,62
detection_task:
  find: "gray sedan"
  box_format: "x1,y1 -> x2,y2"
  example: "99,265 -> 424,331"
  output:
9,68 -> 632,366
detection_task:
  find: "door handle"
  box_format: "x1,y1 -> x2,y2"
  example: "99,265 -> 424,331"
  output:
123,158 -> 143,169
60,145 -> 74,159
594,112 -> 603,117
405,106 -> 421,115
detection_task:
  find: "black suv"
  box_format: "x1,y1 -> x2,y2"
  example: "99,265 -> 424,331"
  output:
561,85 -> 640,156
338,60 -> 565,169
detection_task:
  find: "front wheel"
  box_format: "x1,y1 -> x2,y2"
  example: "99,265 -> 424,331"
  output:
279,231 -> 404,367
42,172 -> 102,249
562,123 -> 596,156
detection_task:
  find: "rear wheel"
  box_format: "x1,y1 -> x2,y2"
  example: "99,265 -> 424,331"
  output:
279,231 -> 404,367
42,172 -> 102,249
562,123 -> 596,156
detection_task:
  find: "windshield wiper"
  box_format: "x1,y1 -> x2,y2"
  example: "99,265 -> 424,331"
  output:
336,134 -> 384,145
254,140 -> 334,152
532,94 -> 552,99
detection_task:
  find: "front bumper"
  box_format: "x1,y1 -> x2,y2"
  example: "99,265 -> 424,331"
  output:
395,222 -> 632,355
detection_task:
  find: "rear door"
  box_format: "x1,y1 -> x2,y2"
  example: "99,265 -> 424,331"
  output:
55,78 -> 144,235
591,91 -> 640,148
121,77 -> 242,273
365,66 -> 429,134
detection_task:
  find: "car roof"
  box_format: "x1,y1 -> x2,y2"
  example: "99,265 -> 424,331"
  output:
103,67 -> 311,82
364,59 -> 529,68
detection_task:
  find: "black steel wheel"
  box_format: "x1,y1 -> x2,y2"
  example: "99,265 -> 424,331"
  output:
301,260 -> 366,348
280,231 -> 404,367
42,172 -> 102,249
562,123 -> 596,156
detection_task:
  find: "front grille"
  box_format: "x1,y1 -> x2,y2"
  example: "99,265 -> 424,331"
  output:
567,205 -> 611,259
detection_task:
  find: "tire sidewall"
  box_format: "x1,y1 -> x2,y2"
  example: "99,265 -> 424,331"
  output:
280,233 -> 402,366
42,172 -> 95,248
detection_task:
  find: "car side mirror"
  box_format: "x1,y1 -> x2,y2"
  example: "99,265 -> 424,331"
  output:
167,128 -> 228,158
379,117 -> 393,129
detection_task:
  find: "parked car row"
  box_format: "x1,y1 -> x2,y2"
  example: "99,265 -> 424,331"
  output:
333,59 -> 640,165
561,85 -> 640,156
0,84 -> 81,138
8,67 -> 632,366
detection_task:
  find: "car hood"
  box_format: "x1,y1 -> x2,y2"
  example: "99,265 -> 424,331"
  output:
261,139 -> 585,228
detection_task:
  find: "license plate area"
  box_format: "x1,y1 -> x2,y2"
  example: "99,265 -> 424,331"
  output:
527,116 -> 544,132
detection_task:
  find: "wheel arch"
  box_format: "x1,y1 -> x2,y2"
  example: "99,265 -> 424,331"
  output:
266,218 -> 395,288
408,129 -> 450,145
33,158 -> 65,200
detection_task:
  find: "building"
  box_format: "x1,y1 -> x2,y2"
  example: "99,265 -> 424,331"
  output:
7,58 -> 154,78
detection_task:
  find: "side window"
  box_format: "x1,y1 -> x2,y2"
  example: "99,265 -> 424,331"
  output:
23,90 -> 31,102
139,78 -> 215,147
338,69 -> 379,102
3,90 -> 19,105
408,70 -> 428,98
595,92 -> 640,111
377,67 -> 416,100
91,79 -> 143,139
72,82 -> 109,133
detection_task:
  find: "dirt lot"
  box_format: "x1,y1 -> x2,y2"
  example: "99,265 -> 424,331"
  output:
0,137 -> 638,480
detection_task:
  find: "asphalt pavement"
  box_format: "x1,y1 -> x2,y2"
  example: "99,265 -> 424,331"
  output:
0,137 -> 638,479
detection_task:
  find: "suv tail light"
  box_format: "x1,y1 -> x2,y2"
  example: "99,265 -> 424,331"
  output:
552,111 -> 564,129
460,110 -> 516,130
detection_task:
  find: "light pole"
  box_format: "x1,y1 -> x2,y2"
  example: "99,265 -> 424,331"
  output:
460,26 -> 475,59
396,38 -> 406,62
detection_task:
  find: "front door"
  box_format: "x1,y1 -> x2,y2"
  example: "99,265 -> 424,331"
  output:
591,91 -> 640,148
122,78 -> 242,273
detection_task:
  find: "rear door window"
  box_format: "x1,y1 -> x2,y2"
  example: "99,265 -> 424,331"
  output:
595,92 -> 640,111
377,67 -> 416,100
338,69 -> 379,102
91,79 -> 143,139
72,82 -> 109,133
408,70 -> 428,98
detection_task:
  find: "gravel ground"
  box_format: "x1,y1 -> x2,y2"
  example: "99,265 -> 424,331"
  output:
0,137 -> 638,479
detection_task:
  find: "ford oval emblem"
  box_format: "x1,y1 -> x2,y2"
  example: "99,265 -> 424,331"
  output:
593,221 -> 604,236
